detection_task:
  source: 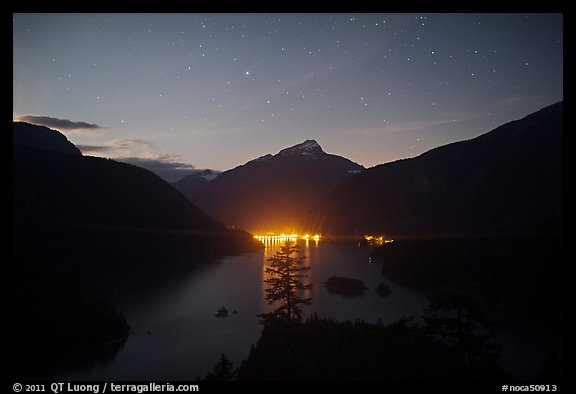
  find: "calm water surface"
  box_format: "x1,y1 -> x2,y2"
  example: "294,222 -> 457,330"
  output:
50,240 -> 557,380
52,240 -> 426,380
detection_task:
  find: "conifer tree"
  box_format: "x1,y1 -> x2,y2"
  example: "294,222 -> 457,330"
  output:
204,353 -> 236,381
260,240 -> 312,322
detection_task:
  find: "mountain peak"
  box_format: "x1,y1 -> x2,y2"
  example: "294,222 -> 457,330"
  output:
279,139 -> 324,158
191,138 -> 364,232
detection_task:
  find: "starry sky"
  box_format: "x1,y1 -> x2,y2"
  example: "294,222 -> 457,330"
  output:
13,13 -> 563,181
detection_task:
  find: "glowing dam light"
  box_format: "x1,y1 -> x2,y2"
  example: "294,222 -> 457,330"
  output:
253,233 -> 321,244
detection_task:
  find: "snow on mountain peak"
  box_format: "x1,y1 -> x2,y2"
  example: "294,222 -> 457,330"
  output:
298,139 -> 321,150
279,139 -> 324,158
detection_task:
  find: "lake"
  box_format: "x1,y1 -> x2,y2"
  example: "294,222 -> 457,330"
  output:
47,239 -> 556,380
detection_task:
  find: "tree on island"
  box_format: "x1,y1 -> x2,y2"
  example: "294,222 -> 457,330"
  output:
259,239 -> 312,323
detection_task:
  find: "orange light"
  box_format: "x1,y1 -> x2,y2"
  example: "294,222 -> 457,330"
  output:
253,232 -> 321,244
364,235 -> 394,245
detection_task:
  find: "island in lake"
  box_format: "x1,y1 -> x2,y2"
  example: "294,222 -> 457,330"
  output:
324,276 -> 368,295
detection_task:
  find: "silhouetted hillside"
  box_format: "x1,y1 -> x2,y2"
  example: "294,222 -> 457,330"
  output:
191,140 -> 364,232
306,102 -> 563,237
13,145 -> 262,267
237,316 -> 503,381
14,147 -> 219,231
13,121 -> 82,156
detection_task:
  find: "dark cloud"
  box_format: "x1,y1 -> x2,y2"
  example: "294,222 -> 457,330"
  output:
15,114 -> 104,134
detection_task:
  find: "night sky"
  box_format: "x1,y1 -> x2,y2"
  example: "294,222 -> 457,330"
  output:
13,13 -> 563,181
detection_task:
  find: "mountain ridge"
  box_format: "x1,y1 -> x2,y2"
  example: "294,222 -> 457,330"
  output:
12,122 -> 260,257
171,169 -> 221,200
305,102 -> 563,237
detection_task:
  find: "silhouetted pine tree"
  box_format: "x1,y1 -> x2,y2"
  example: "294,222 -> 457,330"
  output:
259,240 -> 312,322
204,353 -> 236,381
